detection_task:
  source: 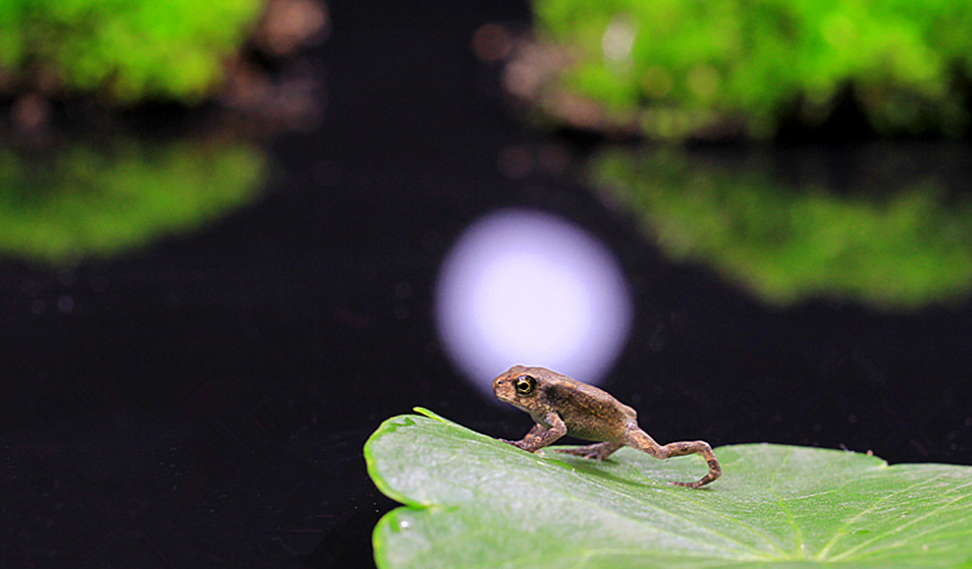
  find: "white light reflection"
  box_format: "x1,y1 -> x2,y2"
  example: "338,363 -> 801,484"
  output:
434,208 -> 633,398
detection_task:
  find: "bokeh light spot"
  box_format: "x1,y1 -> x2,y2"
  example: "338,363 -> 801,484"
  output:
434,208 -> 633,397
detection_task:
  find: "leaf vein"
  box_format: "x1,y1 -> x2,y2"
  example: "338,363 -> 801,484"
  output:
827,478 -> 972,561
815,470 -> 953,559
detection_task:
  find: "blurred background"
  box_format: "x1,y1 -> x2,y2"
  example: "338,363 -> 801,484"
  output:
2,0 -> 972,567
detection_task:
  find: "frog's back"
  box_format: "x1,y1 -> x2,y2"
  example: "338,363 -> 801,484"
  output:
543,373 -> 636,442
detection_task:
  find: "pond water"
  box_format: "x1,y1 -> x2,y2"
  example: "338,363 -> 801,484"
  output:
2,1 -> 971,567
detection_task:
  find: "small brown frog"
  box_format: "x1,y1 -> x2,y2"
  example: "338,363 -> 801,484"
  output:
493,365 -> 721,489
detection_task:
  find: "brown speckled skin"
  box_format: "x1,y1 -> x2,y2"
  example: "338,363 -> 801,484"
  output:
493,365 -> 721,489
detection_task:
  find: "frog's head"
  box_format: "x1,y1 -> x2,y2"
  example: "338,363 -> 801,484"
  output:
493,365 -> 544,411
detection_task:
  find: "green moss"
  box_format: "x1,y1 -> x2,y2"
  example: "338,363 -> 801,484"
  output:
0,0 -> 263,101
0,137 -> 267,265
529,0 -> 972,139
591,149 -> 972,309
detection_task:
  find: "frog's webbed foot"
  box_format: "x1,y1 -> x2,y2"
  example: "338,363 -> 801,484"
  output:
553,441 -> 623,461
660,441 -> 721,489
499,438 -> 534,452
669,479 -> 707,489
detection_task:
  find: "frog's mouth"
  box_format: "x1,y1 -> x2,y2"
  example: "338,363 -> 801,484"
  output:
498,394 -> 535,417
494,390 -> 517,406
504,397 -> 529,411
494,376 -> 534,407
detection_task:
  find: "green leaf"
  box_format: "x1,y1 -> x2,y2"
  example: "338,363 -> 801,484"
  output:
366,408 -> 972,568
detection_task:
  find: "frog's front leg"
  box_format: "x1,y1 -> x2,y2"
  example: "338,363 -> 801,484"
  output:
553,441 -> 623,461
624,425 -> 721,489
500,412 -> 567,453
500,423 -> 544,449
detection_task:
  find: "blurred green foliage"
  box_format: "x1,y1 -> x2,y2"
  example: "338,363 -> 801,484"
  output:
592,149 -> 972,309
0,0 -> 263,101
0,138 -> 266,265
532,0 -> 972,139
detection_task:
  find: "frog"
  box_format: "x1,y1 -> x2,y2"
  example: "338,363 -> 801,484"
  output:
493,365 -> 721,489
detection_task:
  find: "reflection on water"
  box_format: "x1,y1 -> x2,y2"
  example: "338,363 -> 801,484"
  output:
434,208 -> 632,397
592,146 -> 972,310
0,137 -> 267,266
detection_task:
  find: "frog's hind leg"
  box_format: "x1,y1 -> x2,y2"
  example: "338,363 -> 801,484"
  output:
623,428 -> 721,489
553,441 -> 622,461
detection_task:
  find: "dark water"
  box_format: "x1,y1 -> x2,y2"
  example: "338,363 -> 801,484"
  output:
2,1 -> 971,567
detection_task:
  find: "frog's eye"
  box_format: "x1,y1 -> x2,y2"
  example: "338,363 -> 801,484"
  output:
514,375 -> 537,395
